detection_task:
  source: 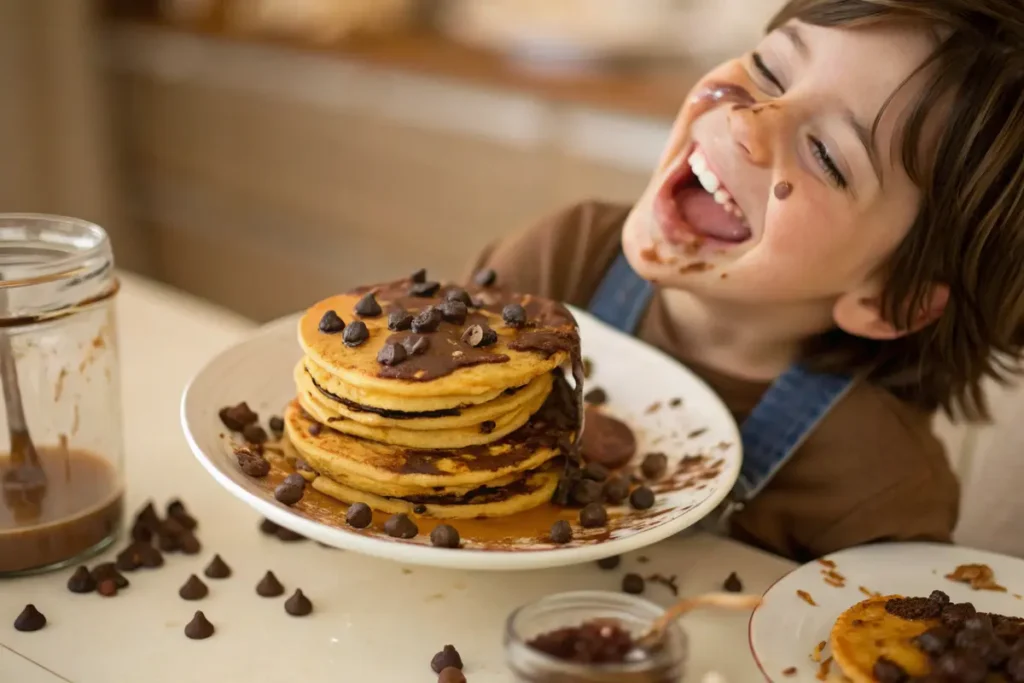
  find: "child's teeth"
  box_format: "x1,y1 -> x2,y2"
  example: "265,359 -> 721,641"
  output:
698,171 -> 721,193
688,151 -> 706,174
713,189 -> 731,205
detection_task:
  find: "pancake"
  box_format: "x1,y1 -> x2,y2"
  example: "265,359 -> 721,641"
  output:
297,278 -> 579,404
830,596 -> 934,682
311,467 -> 560,519
315,466 -> 522,499
297,359 -> 554,430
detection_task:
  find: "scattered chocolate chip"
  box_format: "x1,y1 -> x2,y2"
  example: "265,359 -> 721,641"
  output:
915,626 -> 954,656
412,307 -> 443,333
97,579 -> 118,597
431,645 -> 464,673
640,453 -> 668,480
179,574 -> 209,601
116,547 -> 142,572
135,543 -> 163,568
259,518 -> 280,535
479,420 -> 496,434
377,342 -> 407,367
308,423 -> 322,436
956,628 -> 1008,667
430,524 -> 461,549
275,526 -> 305,542
67,566 -> 97,593
179,533 -> 202,555
388,310 -> 413,331
723,571 -> 743,593
582,357 -> 594,378
384,513 -> 418,539
411,268 -> 427,283
343,321 -> 370,347
204,555 -> 231,579
269,415 -> 285,434
622,573 -> 645,595
184,611 -> 215,640
579,503 -> 608,528
346,502 -> 372,529
440,300 -> 468,325
872,657 -> 908,683
14,605 -> 46,632
159,533 -> 180,553
444,288 -> 473,307
256,571 -> 284,597
571,479 -> 603,506
130,520 -> 153,543
438,668 -> 466,683
934,651 -> 987,683
550,520 -> 573,544
167,499 -> 198,530
596,556 -> 620,570
461,324 -> 497,347
502,303 -> 527,328
929,589 -> 950,606
602,477 -> 630,504
282,588 -> 313,617
318,310 -> 345,333
219,402 -> 259,431
274,473 -> 306,506
242,424 -> 268,445
236,448 -> 270,478
402,334 -> 430,356
354,292 -> 382,317
583,462 -> 609,482
91,563 -> 129,588
1007,654 -> 1024,682
669,397 -> 682,407
630,486 -> 655,510
941,602 -> 977,629
583,388 -> 607,405
474,268 -> 497,287
410,281 -> 441,298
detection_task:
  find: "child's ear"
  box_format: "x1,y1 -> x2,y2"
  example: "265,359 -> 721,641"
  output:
833,281 -> 949,340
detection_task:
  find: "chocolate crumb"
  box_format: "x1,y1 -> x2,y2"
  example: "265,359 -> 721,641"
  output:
343,321 -> 370,347
596,556 -> 620,570
14,605 -> 46,632
256,571 -> 285,597
235,448 -> 270,478
582,357 -> 594,378
479,420 -> 496,434
179,574 -> 209,601
384,513 -> 419,539
550,520 -> 573,544
474,269 -> 497,287
354,292 -> 382,317
583,388 -> 607,405
184,611 -> 215,640
885,596 -> 942,621
629,486 -> 655,510
97,579 -> 118,597
669,397 -> 682,408
67,566 -> 96,593
318,310 -> 345,333
724,572 -> 743,593
782,667 -> 797,676
259,518 -> 279,535
219,402 -> 259,431
438,668 -> 466,683
430,524 -> 461,549
285,589 -> 313,617
687,428 -> 707,439
645,401 -> 662,414
413,504 -> 427,515
579,503 -> 608,528
274,473 -> 306,506
640,452 -> 668,480
797,590 -> 816,606
647,573 -> 679,597
242,423 -> 268,445
431,645 -> 464,673
204,555 -> 231,579
346,502 -> 372,529
410,281 -> 441,298
622,573 -> 645,595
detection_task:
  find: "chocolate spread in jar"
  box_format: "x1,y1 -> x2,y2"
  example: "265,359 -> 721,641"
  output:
0,446 -> 123,574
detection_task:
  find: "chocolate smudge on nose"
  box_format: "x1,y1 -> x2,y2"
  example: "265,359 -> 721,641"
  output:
774,181 -> 793,200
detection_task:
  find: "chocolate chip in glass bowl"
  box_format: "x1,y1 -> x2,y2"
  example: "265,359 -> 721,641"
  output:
219,402 -> 259,431
274,473 -> 306,506
388,310 -> 413,331
461,324 -> 497,348
640,453 -> 668,480
402,334 -> 430,356
384,513 -> 418,539
431,645 -> 464,673
630,486 -> 656,510
549,520 -> 573,544
377,342 -> 407,367
622,573 -> 645,595
444,288 -> 473,307
346,503 -> 372,529
318,310 -> 345,334
354,292 -> 382,318
502,303 -> 527,328
579,503 -> 608,528
602,477 -> 630,504
430,524 -> 461,549
474,268 -> 497,287
412,307 -> 443,333
343,321 -> 370,347
440,300 -> 468,325
410,281 -> 441,298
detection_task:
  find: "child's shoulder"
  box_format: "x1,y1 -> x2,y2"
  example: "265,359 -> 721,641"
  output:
465,201 -> 632,306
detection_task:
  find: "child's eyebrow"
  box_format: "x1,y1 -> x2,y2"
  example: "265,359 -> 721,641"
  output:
846,111 -> 884,186
780,24 -> 810,58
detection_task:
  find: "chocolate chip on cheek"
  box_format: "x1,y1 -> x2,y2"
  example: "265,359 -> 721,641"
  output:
384,513 -> 419,539
602,477 -> 630,504
354,292 -> 383,318
410,281 -> 441,298
479,420 -> 496,435
502,303 -> 527,328
274,473 -> 306,506
474,268 -> 497,287
412,307 -> 443,333
14,604 -> 46,632
872,657 -> 908,683
235,448 -> 270,478
346,502 -> 373,529
596,555 -> 620,570
630,486 -> 656,511
318,310 -> 345,334
242,424 -> 268,445
440,300 -> 468,325
430,524 -> 461,549
377,342 -> 408,367
640,452 -> 668,480
388,310 -> 413,331
402,334 -> 430,356
549,519 -> 573,544
622,573 -> 645,595
444,287 -> 473,307
343,321 -> 370,347
583,388 -> 607,406
411,268 -> 427,284
579,503 -> 608,528
431,645 -> 464,673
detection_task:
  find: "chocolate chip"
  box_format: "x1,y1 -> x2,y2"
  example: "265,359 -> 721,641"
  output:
444,288 -> 473,307
377,342 -> 407,367
295,458 -> 314,474
136,542 -> 164,568
438,668 -> 467,683
551,474 -> 576,507
14,605 -> 46,632
402,334 -> 430,356
410,307 -> 441,334
431,645 -> 464,673
1007,653 -> 1024,683
572,479 -> 603,506
462,324 -> 497,347
941,602 -> 977,629
596,555 -> 620,570
167,499 -> 198,530
440,300 -> 468,325
159,533 -> 180,552
479,420 -> 496,435
582,357 -> 594,378
283,588 -> 313,616
583,462 -> 609,482
343,321 -> 370,347
274,473 -> 306,506
275,526 -> 305,542
915,626 -> 954,656
929,589 -> 950,606
579,503 -> 608,528
242,424 -> 268,445
236,448 -> 270,478
474,268 -> 497,287
965,614 -> 993,632
354,292 -> 382,317
550,520 -> 573,544
204,555 -> 231,579
346,502 -> 372,529
318,310 -> 345,333
935,651 -> 987,683
872,657 -> 908,683
411,268 -> 427,283
583,388 -> 607,405
184,611 -> 215,640
413,504 -> 427,514
602,477 -> 630,504
179,533 -> 201,555
956,629 -> 1008,668
130,520 -> 153,543
410,281 -> 441,298
502,303 -> 527,328
640,453 -> 668,480
256,571 -> 284,597
388,310 -> 413,331
430,524 -> 461,549
384,513 -> 418,539
259,518 -> 280,535
622,573 -> 645,595
219,402 -> 259,431
91,563 -> 129,588
308,423 -> 322,436
630,486 -> 655,510
179,574 -> 208,601
67,566 -> 96,593
97,579 -> 118,597
723,572 -> 743,593
116,547 -> 142,572
269,416 -> 284,434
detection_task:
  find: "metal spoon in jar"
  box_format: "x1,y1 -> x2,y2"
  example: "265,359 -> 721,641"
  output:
630,593 -> 762,656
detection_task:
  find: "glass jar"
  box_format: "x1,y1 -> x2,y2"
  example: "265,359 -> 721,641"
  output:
0,214 -> 124,576
505,591 -> 688,683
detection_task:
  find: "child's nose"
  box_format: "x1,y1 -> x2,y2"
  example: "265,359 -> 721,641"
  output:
726,103 -> 778,167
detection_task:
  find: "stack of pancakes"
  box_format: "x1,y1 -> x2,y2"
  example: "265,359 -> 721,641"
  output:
284,275 -> 582,519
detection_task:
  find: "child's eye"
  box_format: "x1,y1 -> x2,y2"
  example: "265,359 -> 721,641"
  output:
809,136 -> 848,189
752,52 -> 785,94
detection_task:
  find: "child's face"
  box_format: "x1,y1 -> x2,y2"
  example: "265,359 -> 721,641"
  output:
623,20 -> 940,311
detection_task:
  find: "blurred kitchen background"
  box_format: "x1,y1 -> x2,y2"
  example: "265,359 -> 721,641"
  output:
0,0 -> 781,321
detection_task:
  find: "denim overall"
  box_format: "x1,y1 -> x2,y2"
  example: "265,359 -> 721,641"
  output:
587,252 -> 855,526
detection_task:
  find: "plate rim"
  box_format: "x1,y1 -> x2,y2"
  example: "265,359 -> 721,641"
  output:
180,305 -> 742,571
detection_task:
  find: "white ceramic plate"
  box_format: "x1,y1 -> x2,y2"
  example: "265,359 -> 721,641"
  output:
749,543 -> 1024,681
181,306 -> 741,571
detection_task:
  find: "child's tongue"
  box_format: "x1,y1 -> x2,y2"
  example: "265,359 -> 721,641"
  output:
674,187 -> 751,243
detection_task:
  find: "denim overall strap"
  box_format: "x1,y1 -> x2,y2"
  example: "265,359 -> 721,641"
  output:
587,252 -> 856,506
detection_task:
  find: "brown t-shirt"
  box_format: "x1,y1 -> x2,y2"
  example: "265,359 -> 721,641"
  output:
467,201 -> 959,562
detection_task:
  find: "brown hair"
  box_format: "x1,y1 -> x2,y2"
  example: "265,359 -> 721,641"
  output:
773,0 -> 1024,420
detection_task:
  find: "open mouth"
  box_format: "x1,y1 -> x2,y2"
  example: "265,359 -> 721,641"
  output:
654,145 -> 752,247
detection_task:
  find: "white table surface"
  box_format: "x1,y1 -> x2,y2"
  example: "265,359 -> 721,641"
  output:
0,273 -> 796,683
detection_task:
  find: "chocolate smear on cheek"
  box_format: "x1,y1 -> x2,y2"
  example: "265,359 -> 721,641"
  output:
678,262 -> 712,274
640,246 -> 662,264
774,181 -> 793,200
